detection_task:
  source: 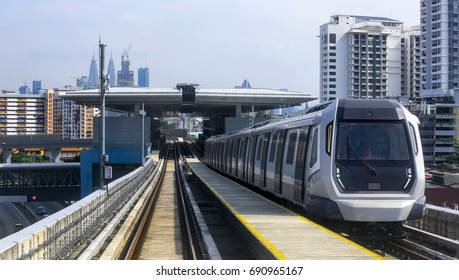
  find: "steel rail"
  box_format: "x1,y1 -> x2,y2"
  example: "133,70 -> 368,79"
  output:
122,146 -> 170,260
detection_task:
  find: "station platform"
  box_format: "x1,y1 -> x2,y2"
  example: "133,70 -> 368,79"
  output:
185,158 -> 382,260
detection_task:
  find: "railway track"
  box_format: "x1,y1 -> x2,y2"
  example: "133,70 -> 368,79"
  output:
123,142 -> 194,259
348,225 -> 459,260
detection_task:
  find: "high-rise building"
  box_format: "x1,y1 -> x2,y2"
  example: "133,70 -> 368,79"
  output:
138,67 -> 149,87
421,0 -> 459,98
117,51 -> 134,87
108,54 -> 117,87
0,93 -> 46,135
401,26 -> 421,99
418,0 -> 459,165
89,55 -> 99,89
51,88 -> 96,139
319,15 -> 403,102
18,84 -> 30,94
77,76 -> 90,89
32,80 -> 42,94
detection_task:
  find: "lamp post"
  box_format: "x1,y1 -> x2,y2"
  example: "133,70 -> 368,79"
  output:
99,39 -> 107,192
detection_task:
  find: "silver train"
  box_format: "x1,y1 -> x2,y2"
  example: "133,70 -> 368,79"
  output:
204,99 -> 426,230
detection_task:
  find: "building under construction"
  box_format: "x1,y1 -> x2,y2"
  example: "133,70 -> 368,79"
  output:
117,44 -> 134,87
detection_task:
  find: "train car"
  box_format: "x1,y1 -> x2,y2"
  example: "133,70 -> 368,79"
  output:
205,99 -> 426,235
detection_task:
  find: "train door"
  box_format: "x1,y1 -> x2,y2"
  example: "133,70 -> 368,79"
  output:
305,126 -> 320,194
293,127 -> 309,203
220,142 -> 225,171
274,130 -> 287,194
265,132 -> 278,191
232,139 -> 240,177
222,141 -> 228,173
281,129 -> 300,198
253,135 -> 264,187
226,140 -> 233,175
244,137 -> 252,182
259,133 -> 270,188
248,135 -> 258,184
237,137 -> 247,180
253,133 -> 270,188
213,143 -> 217,167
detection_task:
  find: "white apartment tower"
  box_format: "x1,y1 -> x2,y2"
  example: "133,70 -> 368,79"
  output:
401,26 -> 422,99
319,15 -> 403,102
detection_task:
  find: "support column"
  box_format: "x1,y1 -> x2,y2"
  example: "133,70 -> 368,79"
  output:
3,149 -> 12,164
235,104 -> 242,117
134,103 -> 141,116
50,149 -> 61,163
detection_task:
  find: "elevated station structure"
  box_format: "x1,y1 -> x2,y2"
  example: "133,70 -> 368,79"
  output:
57,83 -> 315,196
60,84 -> 314,117
60,83 -> 316,143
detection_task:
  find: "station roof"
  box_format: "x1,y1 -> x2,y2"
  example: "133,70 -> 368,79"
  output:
59,86 -> 316,117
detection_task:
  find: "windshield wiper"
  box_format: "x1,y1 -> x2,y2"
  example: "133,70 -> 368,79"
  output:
350,150 -> 377,176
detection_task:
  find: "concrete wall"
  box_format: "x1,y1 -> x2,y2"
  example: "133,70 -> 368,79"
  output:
408,205 -> 459,241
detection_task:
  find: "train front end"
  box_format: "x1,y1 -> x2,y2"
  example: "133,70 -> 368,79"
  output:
329,99 -> 426,223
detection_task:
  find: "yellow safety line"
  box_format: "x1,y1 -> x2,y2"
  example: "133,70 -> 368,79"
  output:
294,215 -> 384,260
187,160 -> 382,260
237,214 -> 287,260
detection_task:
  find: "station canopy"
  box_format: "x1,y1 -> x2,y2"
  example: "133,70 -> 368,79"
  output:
59,85 -> 316,117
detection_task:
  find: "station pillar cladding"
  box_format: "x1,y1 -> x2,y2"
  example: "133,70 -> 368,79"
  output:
80,116 -> 151,196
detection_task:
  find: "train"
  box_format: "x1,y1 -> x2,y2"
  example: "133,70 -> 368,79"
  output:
204,99 -> 426,235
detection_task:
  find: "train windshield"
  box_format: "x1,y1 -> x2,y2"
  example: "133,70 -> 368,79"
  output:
336,121 -> 410,161
335,121 -> 415,192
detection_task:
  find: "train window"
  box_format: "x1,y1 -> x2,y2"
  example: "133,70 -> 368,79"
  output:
310,128 -> 318,167
286,131 -> 298,164
409,124 -> 418,155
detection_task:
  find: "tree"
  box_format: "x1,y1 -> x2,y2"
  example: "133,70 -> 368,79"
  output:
440,142 -> 459,169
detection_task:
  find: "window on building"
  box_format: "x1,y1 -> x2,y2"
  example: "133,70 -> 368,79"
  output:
329,33 -> 336,44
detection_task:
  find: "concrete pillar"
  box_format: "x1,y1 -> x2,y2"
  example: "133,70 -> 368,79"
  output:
50,149 -> 61,163
3,149 -> 12,164
235,104 -> 242,117
134,103 -> 141,116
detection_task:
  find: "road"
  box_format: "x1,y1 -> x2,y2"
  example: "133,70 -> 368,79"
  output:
0,201 -> 67,239
0,203 -> 29,239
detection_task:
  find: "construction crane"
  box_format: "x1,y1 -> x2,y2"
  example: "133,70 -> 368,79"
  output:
70,76 -> 80,87
121,43 -> 132,62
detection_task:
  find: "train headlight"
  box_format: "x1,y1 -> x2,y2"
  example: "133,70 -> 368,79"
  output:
403,167 -> 412,189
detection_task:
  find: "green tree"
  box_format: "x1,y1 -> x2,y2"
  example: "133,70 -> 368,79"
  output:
11,151 -> 49,163
440,142 -> 459,169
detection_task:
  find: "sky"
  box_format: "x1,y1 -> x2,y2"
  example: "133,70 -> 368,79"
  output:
0,0 -> 420,98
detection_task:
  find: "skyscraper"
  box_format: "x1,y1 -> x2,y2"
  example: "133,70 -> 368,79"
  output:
138,67 -> 149,87
401,26 -> 421,99
319,15 -> 403,102
117,47 -> 134,87
418,0 -> 459,164
32,80 -> 42,94
89,55 -> 99,89
18,84 -> 30,94
108,54 -> 116,87
421,0 -> 459,98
